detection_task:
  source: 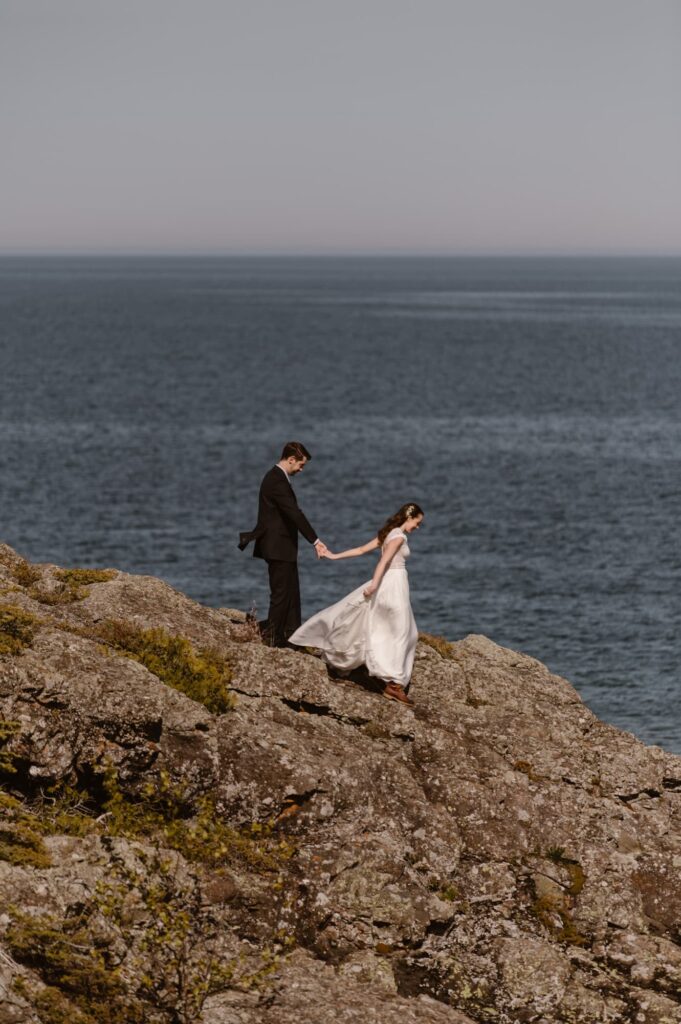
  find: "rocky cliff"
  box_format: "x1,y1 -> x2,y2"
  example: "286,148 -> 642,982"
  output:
1,542 -> 680,1024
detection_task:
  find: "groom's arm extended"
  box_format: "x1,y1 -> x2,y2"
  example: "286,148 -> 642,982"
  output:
271,473 -> 319,546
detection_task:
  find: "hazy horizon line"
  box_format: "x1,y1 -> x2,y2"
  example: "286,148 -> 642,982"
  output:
2,247 -> 681,260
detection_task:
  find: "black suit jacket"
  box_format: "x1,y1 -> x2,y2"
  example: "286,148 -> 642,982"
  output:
239,466 -> 317,562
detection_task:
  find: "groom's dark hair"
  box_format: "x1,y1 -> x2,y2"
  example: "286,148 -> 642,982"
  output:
281,441 -> 312,461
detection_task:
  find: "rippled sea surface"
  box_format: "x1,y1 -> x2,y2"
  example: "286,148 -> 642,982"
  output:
1,255 -> 680,752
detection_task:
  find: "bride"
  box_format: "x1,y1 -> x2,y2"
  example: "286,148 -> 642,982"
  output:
289,503 -> 424,707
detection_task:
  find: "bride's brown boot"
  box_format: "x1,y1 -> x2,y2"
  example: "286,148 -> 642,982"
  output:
383,682 -> 414,707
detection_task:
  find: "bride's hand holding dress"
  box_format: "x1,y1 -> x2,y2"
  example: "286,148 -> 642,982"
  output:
361,534 -> 403,598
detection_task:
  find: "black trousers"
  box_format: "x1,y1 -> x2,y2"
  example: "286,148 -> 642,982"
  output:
263,560 -> 301,646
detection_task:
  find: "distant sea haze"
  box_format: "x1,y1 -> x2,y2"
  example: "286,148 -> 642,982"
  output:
1,255 -> 680,753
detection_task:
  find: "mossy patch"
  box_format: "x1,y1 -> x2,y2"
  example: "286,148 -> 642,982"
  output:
419,632 -> 457,659
0,602 -> 40,655
12,558 -> 42,587
532,891 -> 588,946
418,631 -> 489,701
2,763 -> 291,877
514,760 -> 542,782
0,772 -> 100,867
29,567 -> 116,606
546,847 -> 586,897
0,791 -> 51,868
0,717 -> 19,774
98,620 -> 235,714
532,852 -> 588,946
8,909 -> 143,1024
15,982 -> 93,1024
56,567 -> 117,587
362,721 -> 391,741
29,585 -> 84,605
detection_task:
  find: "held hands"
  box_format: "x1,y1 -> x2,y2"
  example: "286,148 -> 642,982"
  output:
314,540 -> 330,559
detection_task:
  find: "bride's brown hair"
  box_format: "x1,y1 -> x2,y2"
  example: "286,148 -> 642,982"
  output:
377,503 -> 424,545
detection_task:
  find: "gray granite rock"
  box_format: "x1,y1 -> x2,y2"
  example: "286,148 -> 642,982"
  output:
1,542 -> 680,1023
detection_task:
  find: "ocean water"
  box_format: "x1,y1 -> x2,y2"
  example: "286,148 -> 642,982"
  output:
1,255 -> 679,753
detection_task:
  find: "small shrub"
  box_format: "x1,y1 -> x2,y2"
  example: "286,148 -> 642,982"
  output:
99,620 -> 235,714
167,801 -> 295,873
9,859 -> 280,1024
230,606 -> 263,645
419,632 -> 456,659
101,765 -> 189,839
101,767 -> 293,873
38,782 -> 100,838
0,778 -> 102,868
5,769 -> 293,1022
95,856 -> 210,1022
0,603 -> 39,655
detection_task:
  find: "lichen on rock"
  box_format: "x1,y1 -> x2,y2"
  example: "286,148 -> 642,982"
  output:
1,541 -> 681,1024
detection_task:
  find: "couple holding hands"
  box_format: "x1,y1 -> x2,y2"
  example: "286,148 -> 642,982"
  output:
239,442 -> 424,707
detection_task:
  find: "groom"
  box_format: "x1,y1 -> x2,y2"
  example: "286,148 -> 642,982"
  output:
239,442 -> 328,647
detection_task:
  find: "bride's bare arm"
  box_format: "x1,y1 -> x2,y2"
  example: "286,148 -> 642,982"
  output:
324,537 -> 380,560
363,537 -> 403,596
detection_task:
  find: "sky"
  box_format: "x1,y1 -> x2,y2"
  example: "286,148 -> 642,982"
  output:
1,0 -> 680,254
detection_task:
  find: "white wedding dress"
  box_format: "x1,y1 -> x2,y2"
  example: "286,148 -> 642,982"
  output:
289,528 -> 418,686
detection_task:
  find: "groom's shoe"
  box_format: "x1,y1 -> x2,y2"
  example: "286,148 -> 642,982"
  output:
383,682 -> 414,707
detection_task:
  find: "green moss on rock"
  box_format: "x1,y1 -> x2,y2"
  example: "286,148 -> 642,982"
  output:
12,558 -> 42,587
546,847 -> 586,897
0,791 -> 51,868
0,717 -> 19,774
55,568 -> 117,587
419,632 -> 457,659
98,620 -> 235,714
101,767 -> 293,873
8,909 -> 143,1024
0,602 -> 40,655
28,567 -> 116,606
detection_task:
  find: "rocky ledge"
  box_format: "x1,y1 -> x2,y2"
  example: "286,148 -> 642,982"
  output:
1,542 -> 680,1024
